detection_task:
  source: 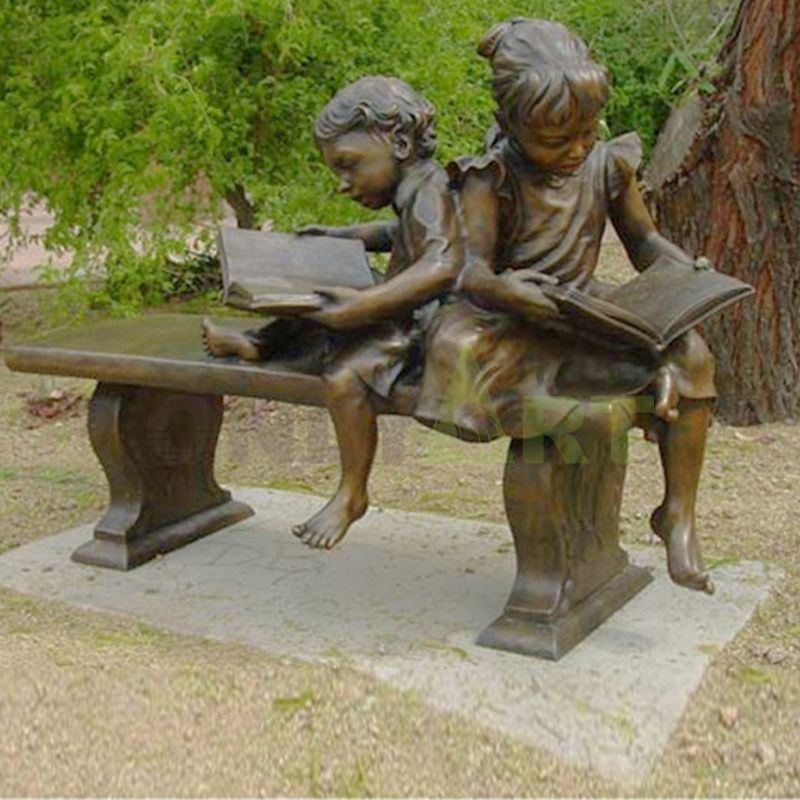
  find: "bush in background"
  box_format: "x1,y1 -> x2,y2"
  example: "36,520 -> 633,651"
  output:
0,0 -> 732,314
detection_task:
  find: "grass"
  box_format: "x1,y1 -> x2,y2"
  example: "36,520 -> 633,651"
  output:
272,689 -> 316,714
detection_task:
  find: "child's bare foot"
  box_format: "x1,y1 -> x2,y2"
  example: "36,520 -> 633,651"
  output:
292,490 -> 368,550
650,504 -> 715,594
654,366 -> 680,422
201,318 -> 260,360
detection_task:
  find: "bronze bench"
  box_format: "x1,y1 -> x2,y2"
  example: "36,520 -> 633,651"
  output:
4,313 -> 652,659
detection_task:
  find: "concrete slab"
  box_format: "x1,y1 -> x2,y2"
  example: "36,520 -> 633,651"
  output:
0,487 -> 778,783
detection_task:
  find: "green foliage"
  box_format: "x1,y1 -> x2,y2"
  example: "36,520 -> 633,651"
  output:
0,0 -> 733,314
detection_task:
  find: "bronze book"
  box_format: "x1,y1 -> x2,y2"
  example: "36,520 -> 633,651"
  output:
541,255 -> 755,352
217,227 -> 376,314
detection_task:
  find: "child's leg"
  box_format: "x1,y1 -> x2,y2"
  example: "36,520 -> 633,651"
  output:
202,318 -> 260,360
648,398 -> 715,594
654,330 -> 715,423
293,365 -> 376,549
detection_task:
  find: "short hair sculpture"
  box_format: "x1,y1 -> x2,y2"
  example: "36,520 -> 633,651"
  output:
315,76 -> 437,159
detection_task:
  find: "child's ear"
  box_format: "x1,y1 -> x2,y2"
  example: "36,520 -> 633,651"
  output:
392,131 -> 413,161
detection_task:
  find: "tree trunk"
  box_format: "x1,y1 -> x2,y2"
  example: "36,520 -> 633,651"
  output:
225,184 -> 257,230
646,0 -> 800,424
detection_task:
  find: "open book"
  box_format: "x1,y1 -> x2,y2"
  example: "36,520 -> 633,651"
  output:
539,255 -> 754,352
217,227 -> 376,314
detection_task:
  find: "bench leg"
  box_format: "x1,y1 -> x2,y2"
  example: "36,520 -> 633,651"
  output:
478,430 -> 652,660
72,383 -> 254,570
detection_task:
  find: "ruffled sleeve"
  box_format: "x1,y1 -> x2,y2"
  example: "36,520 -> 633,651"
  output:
605,132 -> 643,201
446,149 -> 507,194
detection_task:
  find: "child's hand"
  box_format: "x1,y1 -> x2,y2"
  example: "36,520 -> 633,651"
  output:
512,267 -> 559,286
501,272 -> 559,319
524,286 -> 559,319
306,286 -> 363,330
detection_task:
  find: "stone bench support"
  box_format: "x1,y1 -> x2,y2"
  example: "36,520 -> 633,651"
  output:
479,431 -> 651,659
75,383 -> 253,570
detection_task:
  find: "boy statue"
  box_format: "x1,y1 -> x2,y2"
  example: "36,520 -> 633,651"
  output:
203,76 -> 462,549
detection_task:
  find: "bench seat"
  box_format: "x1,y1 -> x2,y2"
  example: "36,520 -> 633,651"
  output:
7,313 -> 329,406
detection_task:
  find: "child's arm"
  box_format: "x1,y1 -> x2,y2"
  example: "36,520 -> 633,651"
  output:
609,175 -> 696,271
307,193 -> 460,330
297,221 -> 397,252
457,172 -> 558,318
312,254 -> 453,329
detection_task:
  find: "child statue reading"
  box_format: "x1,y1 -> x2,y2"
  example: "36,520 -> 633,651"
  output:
203,77 -> 461,549
416,18 -> 717,594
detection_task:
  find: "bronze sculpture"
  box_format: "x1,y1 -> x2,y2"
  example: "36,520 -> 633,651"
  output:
204,75 -> 462,549
414,18 -> 719,595
204,20 -> 755,601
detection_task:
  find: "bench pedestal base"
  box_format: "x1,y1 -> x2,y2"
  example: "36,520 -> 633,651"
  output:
73,383 -> 253,571
478,563 -> 652,660
479,430 -> 652,660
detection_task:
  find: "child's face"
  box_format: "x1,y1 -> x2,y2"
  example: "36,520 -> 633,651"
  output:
320,131 -> 402,210
511,114 -> 599,177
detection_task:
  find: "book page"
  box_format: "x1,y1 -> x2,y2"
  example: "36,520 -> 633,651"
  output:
608,256 -> 754,342
217,228 -> 376,302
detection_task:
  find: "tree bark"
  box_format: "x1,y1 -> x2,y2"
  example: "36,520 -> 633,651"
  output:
647,0 -> 800,424
225,184 -> 257,230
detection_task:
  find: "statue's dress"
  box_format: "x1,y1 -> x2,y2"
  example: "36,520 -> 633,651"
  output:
414,133 -> 716,440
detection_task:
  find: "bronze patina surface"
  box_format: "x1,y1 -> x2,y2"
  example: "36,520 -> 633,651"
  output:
6,313 -> 645,658
203,77 -> 462,554
5,315 -> 327,404
480,427 -> 652,659
75,384 -> 253,570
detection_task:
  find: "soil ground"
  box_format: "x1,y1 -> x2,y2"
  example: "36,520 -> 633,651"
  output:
0,244 -> 799,796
